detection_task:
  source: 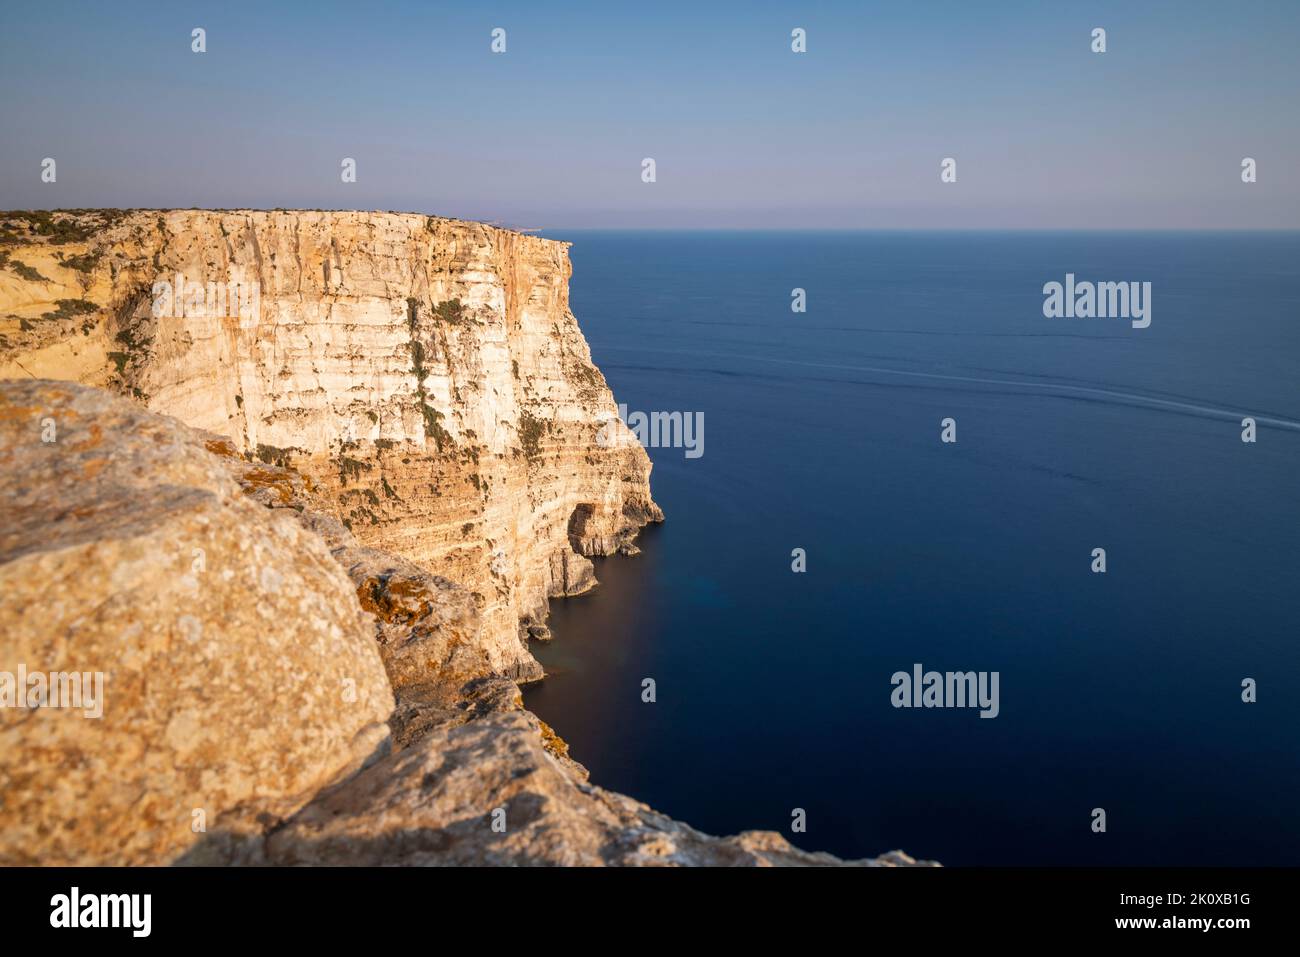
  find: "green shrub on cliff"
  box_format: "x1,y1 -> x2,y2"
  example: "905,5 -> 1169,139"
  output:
59,250 -> 101,273
0,251 -> 49,283
518,412 -> 547,460
41,298 -> 98,322
434,299 -> 467,324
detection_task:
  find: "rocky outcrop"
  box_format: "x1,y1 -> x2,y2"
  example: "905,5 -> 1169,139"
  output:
0,380 -> 931,867
0,380 -> 393,866
0,209 -> 662,681
263,711 -> 927,867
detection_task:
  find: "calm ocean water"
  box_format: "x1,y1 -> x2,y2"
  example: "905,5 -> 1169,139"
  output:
524,231 -> 1300,866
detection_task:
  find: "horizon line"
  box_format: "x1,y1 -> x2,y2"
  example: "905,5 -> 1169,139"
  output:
5,208 -> 1298,235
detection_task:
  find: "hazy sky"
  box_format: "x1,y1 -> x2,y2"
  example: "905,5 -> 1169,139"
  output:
1,0 -> 1297,228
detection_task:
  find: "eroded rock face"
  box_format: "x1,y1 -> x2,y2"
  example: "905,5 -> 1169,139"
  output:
214,448 -> 516,750
0,209 -> 663,679
0,380 -> 394,865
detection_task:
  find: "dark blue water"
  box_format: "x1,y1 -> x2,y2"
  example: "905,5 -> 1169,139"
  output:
524,231 -> 1300,866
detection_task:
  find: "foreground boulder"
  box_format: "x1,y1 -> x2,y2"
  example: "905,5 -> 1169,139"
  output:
0,380 -> 393,865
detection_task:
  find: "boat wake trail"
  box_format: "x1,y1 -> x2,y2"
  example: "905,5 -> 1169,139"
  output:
606,347 -> 1300,432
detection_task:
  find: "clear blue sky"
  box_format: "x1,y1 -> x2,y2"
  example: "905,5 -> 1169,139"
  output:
1,0 -> 1297,228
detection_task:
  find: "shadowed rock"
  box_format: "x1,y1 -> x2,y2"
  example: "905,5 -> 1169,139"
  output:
266,711 -> 932,867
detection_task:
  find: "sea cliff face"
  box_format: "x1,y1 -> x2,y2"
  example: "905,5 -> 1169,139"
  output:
0,209 -> 662,680
0,211 -> 930,866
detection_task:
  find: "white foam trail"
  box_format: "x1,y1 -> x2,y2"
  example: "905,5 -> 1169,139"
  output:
618,347 -> 1300,432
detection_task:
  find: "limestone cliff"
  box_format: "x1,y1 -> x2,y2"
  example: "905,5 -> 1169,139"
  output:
0,209 -> 662,680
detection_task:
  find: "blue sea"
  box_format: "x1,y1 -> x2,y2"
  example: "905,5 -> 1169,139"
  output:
524,231 -> 1300,866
